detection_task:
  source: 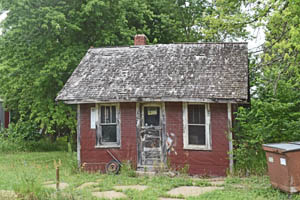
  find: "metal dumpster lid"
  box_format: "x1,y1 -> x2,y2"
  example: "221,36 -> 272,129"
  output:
290,141 -> 300,145
263,143 -> 300,153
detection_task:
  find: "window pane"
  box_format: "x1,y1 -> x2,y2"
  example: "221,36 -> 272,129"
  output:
102,125 -> 117,142
100,106 -> 116,124
188,125 -> 205,145
111,106 -> 116,123
101,106 -> 105,123
105,106 -> 111,123
144,107 -> 160,126
188,105 -> 205,124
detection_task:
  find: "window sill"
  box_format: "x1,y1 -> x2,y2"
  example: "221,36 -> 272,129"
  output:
183,145 -> 212,151
95,145 -> 120,149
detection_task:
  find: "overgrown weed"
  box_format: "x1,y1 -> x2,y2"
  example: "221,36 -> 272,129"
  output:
120,160 -> 136,177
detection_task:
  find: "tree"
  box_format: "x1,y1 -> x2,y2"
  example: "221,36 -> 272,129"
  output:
234,0 -> 300,174
0,0 -> 250,139
0,0 -> 155,137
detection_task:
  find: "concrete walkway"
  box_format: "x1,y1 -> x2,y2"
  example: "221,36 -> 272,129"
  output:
167,186 -> 223,198
77,182 -> 98,189
0,190 -> 17,200
92,191 -> 127,199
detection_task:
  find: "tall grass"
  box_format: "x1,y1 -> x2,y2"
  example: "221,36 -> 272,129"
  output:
0,151 -> 299,200
0,136 -> 68,153
0,121 -> 70,153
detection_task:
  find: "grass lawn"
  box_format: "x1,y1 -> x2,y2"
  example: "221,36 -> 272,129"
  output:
0,151 -> 299,200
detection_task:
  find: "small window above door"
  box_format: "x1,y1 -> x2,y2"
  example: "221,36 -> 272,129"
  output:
144,106 -> 160,126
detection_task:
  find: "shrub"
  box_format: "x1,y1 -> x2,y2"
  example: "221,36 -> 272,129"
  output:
0,128 -> 68,153
233,99 -> 300,175
178,164 -> 190,176
120,161 -> 136,177
3,121 -> 42,141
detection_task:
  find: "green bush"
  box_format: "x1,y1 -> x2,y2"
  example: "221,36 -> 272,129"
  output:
0,137 -> 68,153
3,121 -> 42,141
0,127 -> 68,153
0,120 -> 71,152
233,99 -> 300,175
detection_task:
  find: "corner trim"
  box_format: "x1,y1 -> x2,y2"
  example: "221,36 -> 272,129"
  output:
227,103 -> 234,174
77,104 -> 81,168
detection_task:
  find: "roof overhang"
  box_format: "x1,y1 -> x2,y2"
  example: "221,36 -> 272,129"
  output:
59,97 -> 249,105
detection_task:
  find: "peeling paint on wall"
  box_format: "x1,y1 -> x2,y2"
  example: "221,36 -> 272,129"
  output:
166,132 -> 177,155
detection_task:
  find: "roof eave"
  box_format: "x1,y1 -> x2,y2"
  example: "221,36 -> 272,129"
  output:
58,97 -> 249,105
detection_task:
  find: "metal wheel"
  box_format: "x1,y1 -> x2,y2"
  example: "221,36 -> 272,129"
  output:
105,160 -> 120,174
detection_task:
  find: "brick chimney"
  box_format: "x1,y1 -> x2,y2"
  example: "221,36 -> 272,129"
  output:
134,34 -> 147,45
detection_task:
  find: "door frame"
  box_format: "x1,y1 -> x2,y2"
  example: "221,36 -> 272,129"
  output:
136,102 -> 166,168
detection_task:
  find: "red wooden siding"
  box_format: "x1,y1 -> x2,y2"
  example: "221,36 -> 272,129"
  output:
80,103 -> 137,172
80,102 -> 229,176
4,111 -> 9,128
166,102 -> 229,176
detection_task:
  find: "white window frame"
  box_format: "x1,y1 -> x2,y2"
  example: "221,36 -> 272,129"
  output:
95,103 -> 121,148
183,103 -> 211,150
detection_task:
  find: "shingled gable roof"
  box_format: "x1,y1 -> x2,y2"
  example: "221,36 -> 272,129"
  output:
56,43 -> 249,104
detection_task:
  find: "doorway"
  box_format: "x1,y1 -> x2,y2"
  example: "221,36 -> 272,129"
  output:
137,103 -> 166,170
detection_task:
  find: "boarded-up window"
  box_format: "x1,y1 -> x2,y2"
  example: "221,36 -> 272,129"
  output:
188,105 -> 205,145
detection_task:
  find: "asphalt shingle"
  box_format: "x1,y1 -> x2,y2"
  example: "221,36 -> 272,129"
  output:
56,43 -> 248,103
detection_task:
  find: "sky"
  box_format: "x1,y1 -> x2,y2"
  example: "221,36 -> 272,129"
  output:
0,11 -> 8,34
244,25 -> 265,54
0,11 -> 7,23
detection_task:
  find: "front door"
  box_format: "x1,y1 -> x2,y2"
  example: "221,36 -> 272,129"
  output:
138,103 -> 165,169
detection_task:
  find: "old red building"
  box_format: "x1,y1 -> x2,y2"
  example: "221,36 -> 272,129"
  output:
57,35 -> 249,176
0,98 -> 10,129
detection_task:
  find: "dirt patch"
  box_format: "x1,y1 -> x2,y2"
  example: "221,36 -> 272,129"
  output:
206,177 -> 225,182
193,177 -> 224,182
210,180 -> 225,186
136,171 -> 156,176
113,185 -> 148,191
167,186 -> 223,197
0,190 -> 17,200
77,182 -> 98,189
44,182 -> 69,190
92,191 -> 127,199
